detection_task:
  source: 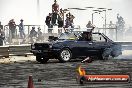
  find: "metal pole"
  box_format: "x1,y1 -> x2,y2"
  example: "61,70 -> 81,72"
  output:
37,0 -> 40,24
62,10 -> 65,27
92,12 -> 98,25
92,13 -> 93,24
116,26 -> 117,41
104,10 -> 106,35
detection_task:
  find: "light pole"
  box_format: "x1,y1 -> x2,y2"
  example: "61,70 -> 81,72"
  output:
91,9 -> 102,25
85,7 -> 95,23
37,0 -> 40,24
98,8 -> 112,34
92,12 -> 98,24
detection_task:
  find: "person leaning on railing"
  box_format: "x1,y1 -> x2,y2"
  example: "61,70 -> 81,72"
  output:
0,29 -> 5,46
86,21 -> 95,32
19,19 -> 25,39
29,27 -> 37,43
8,19 -> 16,39
0,21 -> 3,30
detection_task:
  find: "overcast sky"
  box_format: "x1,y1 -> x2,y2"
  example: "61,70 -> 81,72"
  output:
0,0 -> 132,27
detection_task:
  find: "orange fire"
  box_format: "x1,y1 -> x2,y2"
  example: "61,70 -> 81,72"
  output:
77,65 -> 86,76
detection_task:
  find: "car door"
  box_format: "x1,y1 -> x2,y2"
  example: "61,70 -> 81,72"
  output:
92,33 -> 111,52
71,40 -> 95,57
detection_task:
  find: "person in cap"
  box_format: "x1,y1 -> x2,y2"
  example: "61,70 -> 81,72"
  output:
78,32 -> 92,41
29,27 -> 37,43
19,19 -> 25,39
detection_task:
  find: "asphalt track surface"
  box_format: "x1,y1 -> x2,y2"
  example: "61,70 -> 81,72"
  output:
0,50 -> 132,88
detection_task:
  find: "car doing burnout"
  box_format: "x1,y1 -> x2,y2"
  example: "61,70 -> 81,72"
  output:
31,31 -> 122,63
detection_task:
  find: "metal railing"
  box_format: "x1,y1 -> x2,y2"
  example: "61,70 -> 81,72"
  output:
3,25 -> 81,45
2,24 -> 120,45
4,25 -> 45,45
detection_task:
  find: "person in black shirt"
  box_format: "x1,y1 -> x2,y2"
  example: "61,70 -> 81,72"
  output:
79,32 -> 92,41
0,29 -> 5,46
45,13 -> 52,33
8,19 -> 16,39
0,21 -> 3,30
29,27 -> 37,43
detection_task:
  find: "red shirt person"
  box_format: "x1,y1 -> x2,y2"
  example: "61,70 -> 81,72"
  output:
52,0 -> 59,13
51,0 -> 59,25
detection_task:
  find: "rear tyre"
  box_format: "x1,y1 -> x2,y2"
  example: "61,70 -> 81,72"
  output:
99,48 -> 112,60
99,55 -> 109,60
36,55 -> 49,63
58,48 -> 72,62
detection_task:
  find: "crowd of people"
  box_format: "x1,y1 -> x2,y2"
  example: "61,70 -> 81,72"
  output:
45,0 -> 75,33
0,19 -> 94,46
0,19 -> 44,45
0,1 -> 128,46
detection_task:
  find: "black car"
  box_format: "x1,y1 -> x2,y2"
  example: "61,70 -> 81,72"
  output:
31,31 -> 122,63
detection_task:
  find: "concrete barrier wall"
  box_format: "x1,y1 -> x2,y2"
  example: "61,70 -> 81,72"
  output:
0,46 -> 9,58
0,44 -> 31,58
9,44 -> 31,56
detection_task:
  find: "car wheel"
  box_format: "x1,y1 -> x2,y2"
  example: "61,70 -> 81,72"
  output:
58,48 -> 72,62
100,48 -> 112,60
99,55 -> 109,60
36,55 -> 49,63
79,76 -> 86,85
36,55 -> 41,62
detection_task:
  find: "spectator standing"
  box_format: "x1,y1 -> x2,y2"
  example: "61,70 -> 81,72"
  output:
86,21 -> 95,32
45,13 -> 52,33
52,0 -> 59,13
116,14 -> 125,41
37,27 -> 43,42
52,0 -> 59,25
0,29 -> 5,46
58,8 -> 64,34
58,8 -> 63,28
0,21 -> 3,31
109,21 -> 114,40
19,19 -> 25,39
29,27 -> 37,43
8,19 -> 16,39
65,13 -> 75,32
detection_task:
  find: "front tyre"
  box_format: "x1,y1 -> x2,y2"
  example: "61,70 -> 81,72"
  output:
36,55 -> 49,63
58,48 -> 72,62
